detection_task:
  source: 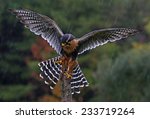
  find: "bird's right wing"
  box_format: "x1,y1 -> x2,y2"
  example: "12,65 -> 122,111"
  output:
10,9 -> 64,55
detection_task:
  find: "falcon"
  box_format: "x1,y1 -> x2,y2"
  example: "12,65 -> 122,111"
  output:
10,9 -> 138,94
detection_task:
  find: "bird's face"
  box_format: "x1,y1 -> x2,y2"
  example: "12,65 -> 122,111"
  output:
60,34 -> 75,47
60,34 -> 78,54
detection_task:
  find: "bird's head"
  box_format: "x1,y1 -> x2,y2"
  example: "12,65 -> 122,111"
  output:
60,34 -> 75,47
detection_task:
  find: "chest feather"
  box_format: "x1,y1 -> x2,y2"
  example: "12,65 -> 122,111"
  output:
63,39 -> 78,54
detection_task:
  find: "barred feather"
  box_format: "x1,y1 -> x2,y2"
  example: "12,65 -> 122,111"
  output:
78,28 -> 138,54
38,56 -> 62,90
38,56 -> 89,94
71,65 -> 89,94
10,9 -> 63,55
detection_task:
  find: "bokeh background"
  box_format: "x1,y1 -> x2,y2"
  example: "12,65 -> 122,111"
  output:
0,0 -> 150,102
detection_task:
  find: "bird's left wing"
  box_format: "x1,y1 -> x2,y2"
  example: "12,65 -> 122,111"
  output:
77,28 -> 138,55
10,9 -> 64,55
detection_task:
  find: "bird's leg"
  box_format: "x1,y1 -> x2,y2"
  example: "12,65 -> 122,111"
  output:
65,59 -> 78,79
58,56 -> 69,80
55,57 -> 65,65
61,57 -> 68,73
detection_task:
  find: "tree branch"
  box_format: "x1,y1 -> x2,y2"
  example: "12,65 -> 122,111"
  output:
60,75 -> 72,102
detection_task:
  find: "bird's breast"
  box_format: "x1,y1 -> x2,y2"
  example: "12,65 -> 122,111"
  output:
62,39 -> 79,54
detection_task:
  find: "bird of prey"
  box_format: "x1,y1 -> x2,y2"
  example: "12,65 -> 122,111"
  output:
10,9 -> 138,94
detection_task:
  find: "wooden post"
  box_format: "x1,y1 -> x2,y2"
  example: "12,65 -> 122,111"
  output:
61,75 -> 72,102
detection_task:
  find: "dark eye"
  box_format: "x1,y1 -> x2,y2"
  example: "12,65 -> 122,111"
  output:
66,42 -> 70,45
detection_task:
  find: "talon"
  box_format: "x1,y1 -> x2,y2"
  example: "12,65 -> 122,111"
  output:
55,60 -> 63,65
64,72 -> 72,79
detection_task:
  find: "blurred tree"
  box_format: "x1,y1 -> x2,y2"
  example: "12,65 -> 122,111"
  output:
0,8 -> 35,101
92,43 -> 150,101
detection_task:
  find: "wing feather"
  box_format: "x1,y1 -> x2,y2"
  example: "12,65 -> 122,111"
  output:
10,9 -> 64,54
77,28 -> 138,54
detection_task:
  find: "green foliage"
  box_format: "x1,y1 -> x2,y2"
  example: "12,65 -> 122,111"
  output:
0,85 -> 33,101
91,44 -> 150,101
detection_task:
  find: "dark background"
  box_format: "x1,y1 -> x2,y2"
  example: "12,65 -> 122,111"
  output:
0,0 -> 150,101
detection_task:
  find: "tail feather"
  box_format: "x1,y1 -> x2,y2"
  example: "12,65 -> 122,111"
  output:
38,56 -> 62,90
71,64 -> 89,94
38,56 -> 89,94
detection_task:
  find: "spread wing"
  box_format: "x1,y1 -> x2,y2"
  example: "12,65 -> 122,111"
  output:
77,28 -> 138,55
10,9 -> 64,55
